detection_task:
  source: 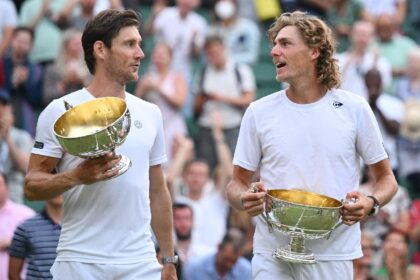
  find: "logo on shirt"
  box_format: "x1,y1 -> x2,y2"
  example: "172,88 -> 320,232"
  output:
134,120 -> 142,129
333,101 -> 343,108
34,141 -> 44,149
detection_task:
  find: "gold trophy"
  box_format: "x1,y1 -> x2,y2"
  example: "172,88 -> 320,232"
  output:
262,189 -> 345,264
53,97 -> 131,178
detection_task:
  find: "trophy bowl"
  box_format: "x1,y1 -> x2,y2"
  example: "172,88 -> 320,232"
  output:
53,97 -> 131,178
263,189 -> 344,264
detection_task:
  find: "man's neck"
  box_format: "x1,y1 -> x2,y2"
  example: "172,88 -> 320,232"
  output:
286,75 -> 327,104
87,77 -> 126,99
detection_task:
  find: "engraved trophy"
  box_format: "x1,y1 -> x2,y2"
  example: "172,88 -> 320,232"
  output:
262,189 -> 345,264
53,97 -> 131,178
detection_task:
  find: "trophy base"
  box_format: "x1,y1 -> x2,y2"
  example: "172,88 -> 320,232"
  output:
105,155 -> 132,180
273,247 -> 316,264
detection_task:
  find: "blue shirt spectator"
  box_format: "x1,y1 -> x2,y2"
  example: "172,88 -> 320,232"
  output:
8,197 -> 62,280
183,228 -> 252,280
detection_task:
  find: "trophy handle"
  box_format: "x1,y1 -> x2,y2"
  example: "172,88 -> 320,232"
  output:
262,194 -> 274,233
326,197 -> 357,239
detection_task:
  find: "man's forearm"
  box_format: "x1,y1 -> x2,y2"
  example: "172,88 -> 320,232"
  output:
25,170 -> 76,200
151,186 -> 175,257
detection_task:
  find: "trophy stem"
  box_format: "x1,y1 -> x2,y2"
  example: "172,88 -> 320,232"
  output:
290,236 -> 305,253
272,236 -> 316,264
104,154 -> 132,180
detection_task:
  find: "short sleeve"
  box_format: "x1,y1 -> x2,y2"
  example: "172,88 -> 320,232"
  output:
233,105 -> 261,171
356,99 -> 388,165
149,107 -> 167,166
9,224 -> 29,259
32,99 -> 65,158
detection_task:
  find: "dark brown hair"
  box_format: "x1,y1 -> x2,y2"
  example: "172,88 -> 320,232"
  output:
81,9 -> 141,74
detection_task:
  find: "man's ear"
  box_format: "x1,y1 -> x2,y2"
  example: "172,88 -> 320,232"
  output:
310,48 -> 320,61
93,41 -> 107,61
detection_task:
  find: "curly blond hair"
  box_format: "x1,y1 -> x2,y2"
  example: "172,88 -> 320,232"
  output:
267,11 -> 341,89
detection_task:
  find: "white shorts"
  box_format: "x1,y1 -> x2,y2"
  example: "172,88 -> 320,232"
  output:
252,253 -> 353,280
50,260 -> 162,280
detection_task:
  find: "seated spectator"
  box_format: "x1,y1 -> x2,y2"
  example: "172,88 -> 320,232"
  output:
207,0 -> 261,65
0,172 -> 35,280
1,26 -> 43,135
172,202 -> 200,266
409,199 -> 420,265
376,229 -> 420,280
0,88 -> 33,204
43,28 -> 90,106
353,231 -> 376,280
135,42 -> 188,170
183,228 -> 251,280
8,195 -> 63,280
360,166 -> 411,274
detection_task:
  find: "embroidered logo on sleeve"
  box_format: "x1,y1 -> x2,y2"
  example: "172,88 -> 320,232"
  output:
34,141 -> 44,149
333,101 -> 343,108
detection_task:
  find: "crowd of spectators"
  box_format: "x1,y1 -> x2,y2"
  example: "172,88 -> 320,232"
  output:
1,0 -> 420,279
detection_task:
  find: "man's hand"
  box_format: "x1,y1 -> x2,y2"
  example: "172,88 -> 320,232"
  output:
240,182 -> 267,216
340,191 -> 374,225
71,152 -> 122,185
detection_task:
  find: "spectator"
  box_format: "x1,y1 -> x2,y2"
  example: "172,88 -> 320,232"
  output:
373,13 -> 417,94
376,229 -> 420,280
353,231 -> 377,280
175,158 -> 230,256
56,0 -> 124,32
8,195 -> 63,280
0,172 -> 35,280
409,199 -> 420,265
0,0 -> 18,57
364,68 -> 404,178
336,20 -> 392,100
43,28 -> 90,106
18,0 -> 68,66
360,166 -> 411,274
54,0 -> 97,32
327,0 -> 371,53
183,227 -> 252,280
395,48 -> 420,198
359,0 -> 406,26
135,42 -> 188,170
1,26 -> 43,135
402,0 -> 420,44
207,0 -> 261,65
172,202 -> 199,265
194,35 -> 255,172
145,0 -> 208,118
0,88 -> 33,204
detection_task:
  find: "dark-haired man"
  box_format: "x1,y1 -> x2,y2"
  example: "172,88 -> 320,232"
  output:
25,9 -> 176,280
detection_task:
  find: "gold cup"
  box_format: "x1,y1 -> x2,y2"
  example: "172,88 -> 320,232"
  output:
53,97 -> 131,179
263,189 -> 344,264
